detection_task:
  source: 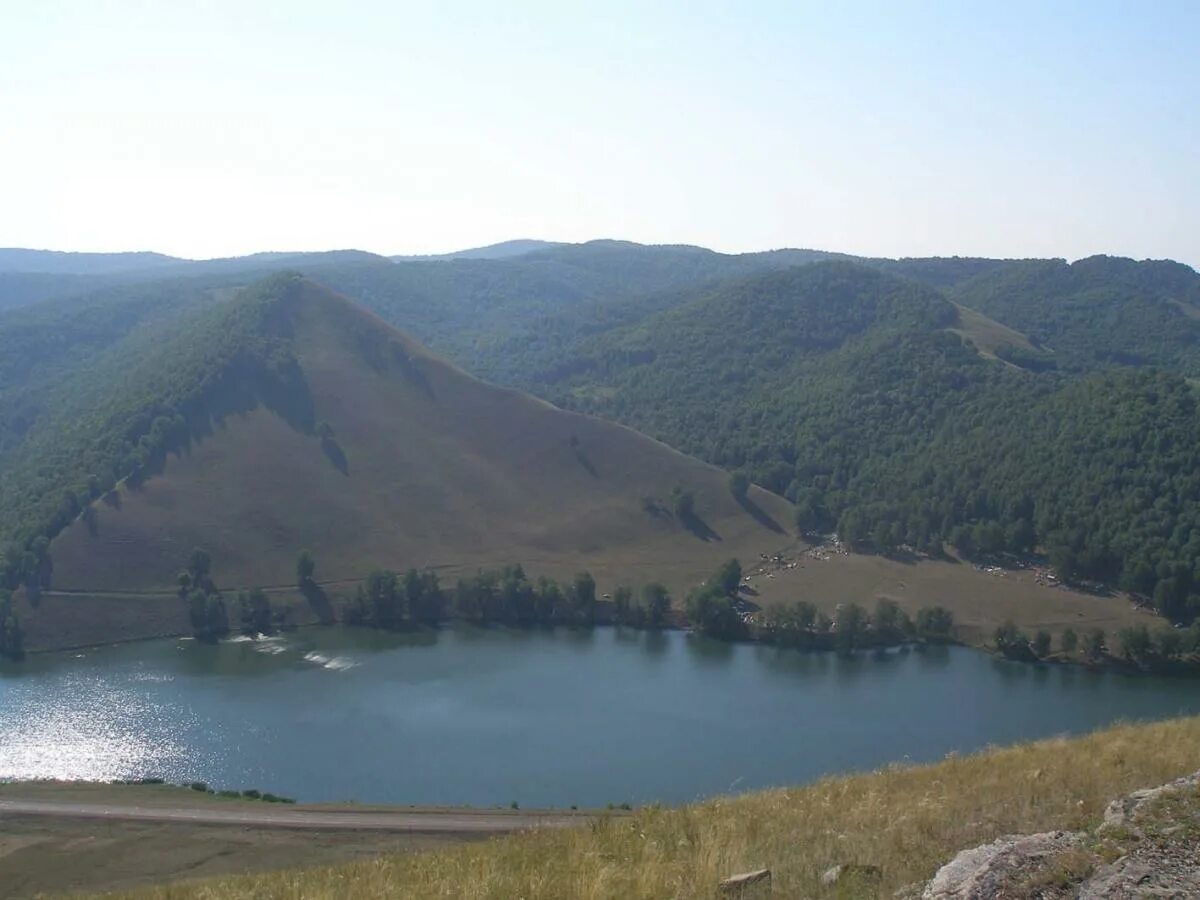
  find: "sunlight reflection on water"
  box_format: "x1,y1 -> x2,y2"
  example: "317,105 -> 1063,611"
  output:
0,672 -> 192,782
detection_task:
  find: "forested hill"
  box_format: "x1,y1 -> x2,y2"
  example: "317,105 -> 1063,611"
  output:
950,255 -> 1200,374
516,262 -> 1200,622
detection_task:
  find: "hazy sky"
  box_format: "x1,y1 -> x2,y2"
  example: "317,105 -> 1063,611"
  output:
2,1 -> 1196,264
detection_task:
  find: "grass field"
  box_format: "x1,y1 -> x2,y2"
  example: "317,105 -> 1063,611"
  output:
742,547 -> 1161,648
949,301 -> 1036,360
89,716 -> 1200,899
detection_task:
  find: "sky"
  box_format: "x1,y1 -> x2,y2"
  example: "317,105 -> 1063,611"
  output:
1,1 -> 1197,265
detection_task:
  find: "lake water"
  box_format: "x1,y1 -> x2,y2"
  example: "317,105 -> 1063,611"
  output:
2,626 -> 1199,808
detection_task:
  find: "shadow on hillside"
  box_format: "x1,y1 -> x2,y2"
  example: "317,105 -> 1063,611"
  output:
736,494 -> 784,534
300,582 -> 336,625
321,436 -> 350,475
680,510 -> 721,542
124,363 -> 321,491
573,446 -> 598,478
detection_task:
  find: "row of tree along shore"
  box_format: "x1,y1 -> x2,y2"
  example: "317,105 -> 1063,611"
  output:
169,548 -> 958,656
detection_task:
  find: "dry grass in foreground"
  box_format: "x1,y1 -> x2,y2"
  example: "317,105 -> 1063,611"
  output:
105,716 -> 1200,900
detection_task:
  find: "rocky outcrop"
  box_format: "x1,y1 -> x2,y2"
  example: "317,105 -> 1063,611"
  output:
923,831 -> 1083,898
922,771 -> 1200,899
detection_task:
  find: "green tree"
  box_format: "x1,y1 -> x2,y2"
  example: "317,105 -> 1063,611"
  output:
640,583 -> 670,628
1156,626 -> 1184,661
915,605 -> 954,640
1119,624 -> 1153,662
714,559 -> 742,596
834,602 -> 869,654
994,620 -> 1029,658
569,572 -> 597,625
1032,630 -> 1052,659
1083,628 -> 1107,661
612,586 -> 634,624
1060,628 -> 1079,655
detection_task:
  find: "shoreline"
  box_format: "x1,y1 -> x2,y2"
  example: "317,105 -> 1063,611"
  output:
11,616 -> 1199,678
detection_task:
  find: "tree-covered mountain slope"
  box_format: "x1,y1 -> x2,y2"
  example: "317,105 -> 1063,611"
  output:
950,255 -> 1200,374
8,275 -> 792,600
511,262 -> 1200,620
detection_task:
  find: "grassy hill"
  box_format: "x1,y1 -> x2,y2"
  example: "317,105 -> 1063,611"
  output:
97,715 -> 1200,899
31,276 -> 792,623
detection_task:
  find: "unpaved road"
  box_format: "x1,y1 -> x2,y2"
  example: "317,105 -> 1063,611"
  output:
0,798 -> 590,833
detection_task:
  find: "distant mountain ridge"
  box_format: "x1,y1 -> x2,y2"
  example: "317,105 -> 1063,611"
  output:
0,248 -> 182,275
390,238 -> 566,261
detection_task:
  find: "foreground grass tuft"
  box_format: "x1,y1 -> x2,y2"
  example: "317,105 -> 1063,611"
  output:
107,716 -> 1200,899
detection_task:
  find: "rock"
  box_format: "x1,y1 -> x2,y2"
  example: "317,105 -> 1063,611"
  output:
1101,769 -> 1200,831
718,867 -> 771,895
1080,855 -> 1200,898
922,770 -> 1200,899
922,831 -> 1082,899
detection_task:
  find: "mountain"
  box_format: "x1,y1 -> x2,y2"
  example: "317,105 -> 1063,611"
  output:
0,248 -> 182,275
0,249 -> 389,310
390,238 -> 567,260
8,276 -> 792,617
950,255 -> 1200,374
505,261 -> 1200,620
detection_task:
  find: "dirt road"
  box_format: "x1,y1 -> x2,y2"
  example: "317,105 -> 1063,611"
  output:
0,798 -> 589,833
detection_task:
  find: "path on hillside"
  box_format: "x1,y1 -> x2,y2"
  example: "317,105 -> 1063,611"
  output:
0,798 -> 595,833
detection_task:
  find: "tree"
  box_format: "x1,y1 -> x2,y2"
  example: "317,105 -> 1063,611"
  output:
994,620 -> 1029,658
1156,626 -> 1184,661
873,599 -> 910,643
1119,624 -> 1153,662
640,583 -> 670,628
1032,630 -> 1052,659
834,602 -> 869,654
714,559 -> 742,596
365,570 -> 403,627
1060,628 -> 1079,655
569,572 -> 597,625
915,605 -> 954,640
612,586 -> 634,624
238,588 -> 273,635
1083,628 -> 1107,661
685,585 -> 745,640
296,550 -> 316,587
728,471 -> 750,503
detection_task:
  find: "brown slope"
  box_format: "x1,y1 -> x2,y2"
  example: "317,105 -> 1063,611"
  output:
47,280 -> 795,603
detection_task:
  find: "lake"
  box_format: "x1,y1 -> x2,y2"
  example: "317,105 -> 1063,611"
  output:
2,626 -> 1199,808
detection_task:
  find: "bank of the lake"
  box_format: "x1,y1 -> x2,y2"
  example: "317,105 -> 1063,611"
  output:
4,625 -> 1200,809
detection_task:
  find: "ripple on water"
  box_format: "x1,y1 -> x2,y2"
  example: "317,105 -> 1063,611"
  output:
304,651 -> 358,671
